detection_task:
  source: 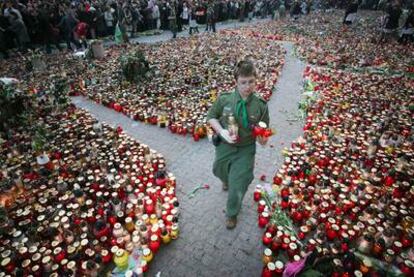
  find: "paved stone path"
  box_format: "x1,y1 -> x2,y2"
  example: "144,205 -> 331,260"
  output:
129,18 -> 271,44
72,37 -> 305,276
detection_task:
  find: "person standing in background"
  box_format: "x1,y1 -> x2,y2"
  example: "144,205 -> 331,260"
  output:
175,0 -> 183,32
7,11 -> 30,51
279,1 -> 286,18
0,13 -> 11,58
180,1 -> 189,29
381,0 -> 402,41
153,1 -> 160,29
290,0 -> 301,19
343,0 -> 358,25
117,1 -> 130,43
3,0 -> 23,22
160,0 -> 169,30
146,0 -> 155,30
104,5 -> 115,36
58,4 -> 79,50
189,5 -> 199,34
38,6 -> 62,53
239,0 -> 246,21
399,4 -> 413,43
168,1 -> 177,38
206,0 -> 216,31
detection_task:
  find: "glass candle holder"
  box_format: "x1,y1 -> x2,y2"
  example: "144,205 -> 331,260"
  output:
254,186 -> 263,202
262,262 -> 275,277
53,247 -> 66,264
257,200 -> 266,213
113,249 -> 129,271
399,260 -> 414,276
262,232 -> 273,246
281,238 -> 290,250
148,235 -> 161,254
170,224 -> 179,240
258,212 -> 270,228
287,243 -> 298,259
359,258 -> 372,275
161,230 -> 171,244
101,249 -> 112,264
392,241 -> 403,254
41,256 -> 53,273
125,217 -> 135,233
274,260 -> 284,276
384,249 -> 395,264
142,248 -> 153,263
1,257 -> 15,274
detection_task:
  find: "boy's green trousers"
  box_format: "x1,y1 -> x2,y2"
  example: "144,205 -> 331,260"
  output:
213,143 -> 256,218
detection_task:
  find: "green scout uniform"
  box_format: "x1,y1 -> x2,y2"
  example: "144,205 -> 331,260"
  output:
207,90 -> 269,218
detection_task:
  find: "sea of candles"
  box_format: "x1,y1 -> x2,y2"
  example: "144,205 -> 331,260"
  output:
0,84 -> 180,275
256,65 -> 413,276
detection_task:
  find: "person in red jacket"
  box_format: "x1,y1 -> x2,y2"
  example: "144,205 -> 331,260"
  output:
74,21 -> 88,49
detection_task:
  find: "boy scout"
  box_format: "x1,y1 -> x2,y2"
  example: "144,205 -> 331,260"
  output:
207,60 -> 270,229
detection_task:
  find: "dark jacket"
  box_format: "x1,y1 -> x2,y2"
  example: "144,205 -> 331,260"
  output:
404,11 -> 414,28
346,2 -> 358,15
386,5 -> 402,29
58,11 -> 78,35
8,17 -> 30,44
291,2 -> 301,15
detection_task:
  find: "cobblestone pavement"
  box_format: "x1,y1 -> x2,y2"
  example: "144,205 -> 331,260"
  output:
72,38 -> 305,276
129,18 -> 272,44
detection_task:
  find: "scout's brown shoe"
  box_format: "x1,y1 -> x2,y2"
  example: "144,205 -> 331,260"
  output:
226,217 -> 237,229
222,183 -> 228,191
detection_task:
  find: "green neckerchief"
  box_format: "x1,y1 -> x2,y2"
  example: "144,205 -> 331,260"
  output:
234,90 -> 252,129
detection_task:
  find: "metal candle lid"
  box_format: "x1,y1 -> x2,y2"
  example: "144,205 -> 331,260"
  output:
67,261 -> 76,269
275,260 -> 284,269
41,256 -> 51,264
32,253 -> 41,262
22,259 -> 31,268
1,257 -> 10,267
143,248 -> 151,256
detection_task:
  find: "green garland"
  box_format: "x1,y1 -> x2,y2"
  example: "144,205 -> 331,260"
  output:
31,126 -> 48,153
120,49 -> 150,83
261,187 -> 301,243
51,77 -> 69,107
0,84 -> 34,133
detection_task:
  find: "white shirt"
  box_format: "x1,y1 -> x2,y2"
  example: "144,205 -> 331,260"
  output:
104,11 -> 114,26
153,5 -> 160,19
4,7 -> 23,21
181,7 -> 189,20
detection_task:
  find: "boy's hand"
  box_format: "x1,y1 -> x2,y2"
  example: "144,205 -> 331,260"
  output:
220,129 -> 236,144
257,136 -> 269,146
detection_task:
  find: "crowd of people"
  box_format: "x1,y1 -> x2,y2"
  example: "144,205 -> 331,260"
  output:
0,0 -> 413,58
0,0 -> 276,56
